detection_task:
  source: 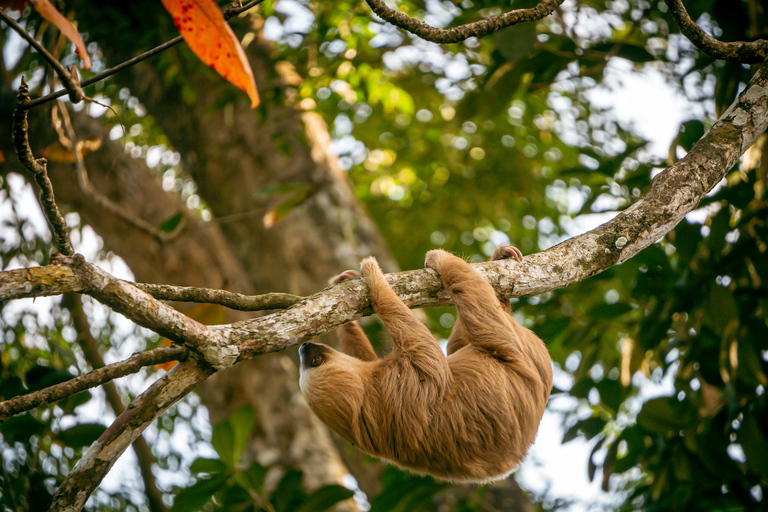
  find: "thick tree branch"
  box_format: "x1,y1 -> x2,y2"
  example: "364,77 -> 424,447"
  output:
12,79 -> 74,256
47,359 -> 214,512
0,345 -> 187,422
364,0 -> 563,44
665,0 -> 768,63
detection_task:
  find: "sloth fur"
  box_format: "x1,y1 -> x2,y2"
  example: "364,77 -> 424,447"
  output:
299,245 -> 552,483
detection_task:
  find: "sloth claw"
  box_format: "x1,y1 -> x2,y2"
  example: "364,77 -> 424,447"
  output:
492,244 -> 523,263
424,249 -> 451,271
329,270 -> 359,285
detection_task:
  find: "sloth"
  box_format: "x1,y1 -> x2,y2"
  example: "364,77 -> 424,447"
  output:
299,244 -> 552,483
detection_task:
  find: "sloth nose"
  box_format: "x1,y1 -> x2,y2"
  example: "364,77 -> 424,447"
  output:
299,342 -> 313,363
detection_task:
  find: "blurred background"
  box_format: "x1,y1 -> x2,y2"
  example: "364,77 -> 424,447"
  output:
0,0 -> 766,510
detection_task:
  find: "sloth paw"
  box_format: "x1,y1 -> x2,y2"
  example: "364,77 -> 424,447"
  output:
492,244 -> 523,263
424,249 -> 452,272
329,270 -> 359,285
359,256 -> 382,280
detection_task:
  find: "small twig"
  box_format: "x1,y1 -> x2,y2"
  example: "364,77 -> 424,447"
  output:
0,8 -> 83,102
55,102 -> 178,243
132,282 -> 302,311
665,0 -> 768,63
364,0 -> 563,44
12,78 -> 74,256
20,0 -> 267,111
0,345 -> 188,423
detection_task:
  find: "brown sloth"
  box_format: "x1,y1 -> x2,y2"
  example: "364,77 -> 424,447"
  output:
299,244 -> 552,483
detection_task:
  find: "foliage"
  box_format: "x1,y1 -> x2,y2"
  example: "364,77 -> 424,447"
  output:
1,0 -> 767,510
173,406 -> 354,512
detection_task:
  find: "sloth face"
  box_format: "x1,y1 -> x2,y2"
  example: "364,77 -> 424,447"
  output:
299,342 -> 370,443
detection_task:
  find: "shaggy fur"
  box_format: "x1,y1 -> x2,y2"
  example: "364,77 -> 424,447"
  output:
299,245 -> 552,483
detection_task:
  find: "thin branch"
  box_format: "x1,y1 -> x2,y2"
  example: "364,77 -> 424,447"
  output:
0,346 -> 188,422
0,8 -> 83,102
665,0 -> 768,63
364,0 -> 563,44
19,0 -> 267,110
54,102 -> 178,243
133,282 -> 302,311
47,359 -> 214,512
12,78 -> 74,256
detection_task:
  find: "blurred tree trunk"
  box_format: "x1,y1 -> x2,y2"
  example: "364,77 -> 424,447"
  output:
1,0 -> 393,499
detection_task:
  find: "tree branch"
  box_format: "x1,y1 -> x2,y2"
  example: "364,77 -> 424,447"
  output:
364,0 -> 563,44
0,9 -> 84,102
665,0 -> 768,63
132,282 -> 302,311
12,79 -> 74,256
0,345 -> 188,422
47,359 -> 214,512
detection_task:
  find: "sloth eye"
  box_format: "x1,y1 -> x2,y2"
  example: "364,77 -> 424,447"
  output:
310,355 -> 324,367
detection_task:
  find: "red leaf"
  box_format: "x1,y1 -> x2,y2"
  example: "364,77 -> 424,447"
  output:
27,0 -> 91,69
161,0 -> 260,108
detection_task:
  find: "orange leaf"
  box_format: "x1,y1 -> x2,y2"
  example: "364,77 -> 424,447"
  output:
27,0 -> 91,69
42,136 -> 102,163
161,0 -> 259,108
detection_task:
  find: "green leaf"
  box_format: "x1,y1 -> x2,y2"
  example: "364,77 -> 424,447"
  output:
563,416 -> 606,443
57,422 -> 106,448
0,413 -> 45,444
636,397 -> 696,434
26,365 -> 73,392
0,376 -> 26,400
159,212 -> 184,233
230,405 -> 255,465
588,302 -> 633,320
595,378 -> 624,412
59,390 -> 93,414
171,473 -> 229,512
236,461 -> 268,492
212,420 -> 236,467
271,469 -> 305,512
673,120 -> 706,152
263,185 -> 315,228
296,485 -> 355,512
739,412 -> 768,479
705,285 -> 739,334
190,457 -> 228,476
